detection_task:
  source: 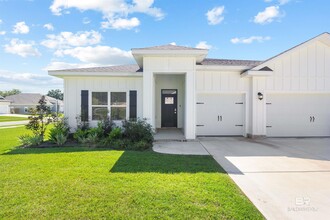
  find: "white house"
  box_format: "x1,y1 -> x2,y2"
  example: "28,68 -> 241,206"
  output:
0,95 -> 11,114
49,32 -> 330,139
5,93 -> 64,114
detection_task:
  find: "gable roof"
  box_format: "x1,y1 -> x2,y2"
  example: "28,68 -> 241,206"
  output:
251,32 -> 330,71
132,44 -> 207,51
5,93 -> 61,105
49,64 -> 141,73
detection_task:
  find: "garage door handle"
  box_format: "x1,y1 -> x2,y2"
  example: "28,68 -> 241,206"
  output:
310,116 -> 312,122
218,115 -> 219,121
313,116 -> 315,122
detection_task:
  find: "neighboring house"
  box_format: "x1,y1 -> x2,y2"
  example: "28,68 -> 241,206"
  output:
0,95 -> 11,114
49,32 -> 330,139
5,93 -> 64,114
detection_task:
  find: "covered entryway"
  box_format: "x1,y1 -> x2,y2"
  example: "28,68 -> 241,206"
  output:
155,74 -> 185,129
266,93 -> 330,137
161,89 -> 177,127
196,93 -> 245,136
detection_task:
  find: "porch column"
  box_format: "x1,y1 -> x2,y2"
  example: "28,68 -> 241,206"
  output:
185,71 -> 196,139
143,71 -> 156,128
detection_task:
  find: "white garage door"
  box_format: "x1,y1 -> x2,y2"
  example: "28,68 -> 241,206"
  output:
196,93 -> 245,136
0,105 -> 9,114
266,94 -> 330,137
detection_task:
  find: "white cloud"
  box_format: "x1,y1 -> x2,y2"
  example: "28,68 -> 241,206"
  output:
169,42 -> 176,45
49,0 -> 164,30
45,61 -> 100,70
254,6 -> 280,24
0,19 -> 2,24
206,6 -> 225,25
101,17 -> 140,30
0,31 -> 5,35
0,69 -> 62,93
4,39 -> 41,57
195,41 -> 212,49
278,0 -> 290,5
43,23 -> 54,31
41,30 -> 102,49
12,21 -> 30,34
231,36 -> 271,44
54,46 -> 133,65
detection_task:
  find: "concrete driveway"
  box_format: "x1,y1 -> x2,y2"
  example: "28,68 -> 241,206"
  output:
200,137 -> 330,220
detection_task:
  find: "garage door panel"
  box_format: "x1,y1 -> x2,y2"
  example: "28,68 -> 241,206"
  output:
267,94 -> 330,137
197,94 -> 245,136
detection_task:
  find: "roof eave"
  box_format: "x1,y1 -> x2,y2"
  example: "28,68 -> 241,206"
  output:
132,49 -> 208,68
48,71 -> 143,78
196,65 -> 255,72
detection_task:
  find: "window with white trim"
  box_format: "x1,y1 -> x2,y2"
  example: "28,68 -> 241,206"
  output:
110,92 -> 126,120
92,92 -> 108,120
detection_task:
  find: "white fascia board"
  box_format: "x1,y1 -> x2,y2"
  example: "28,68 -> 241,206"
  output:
196,65 -> 251,72
132,49 -> 208,67
48,71 -> 143,78
241,70 -> 273,78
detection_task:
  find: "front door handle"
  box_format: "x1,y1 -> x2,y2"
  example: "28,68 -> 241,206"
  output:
220,116 -> 222,121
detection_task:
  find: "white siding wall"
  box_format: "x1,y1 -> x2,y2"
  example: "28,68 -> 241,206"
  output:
64,76 -> 143,130
264,41 -> 330,92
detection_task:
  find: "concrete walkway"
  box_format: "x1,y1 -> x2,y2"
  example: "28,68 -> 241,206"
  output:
153,141 -> 209,155
153,137 -> 330,220
0,120 -> 29,127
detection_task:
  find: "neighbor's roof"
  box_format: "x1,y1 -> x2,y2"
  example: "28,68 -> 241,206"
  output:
201,58 -> 262,67
5,93 -> 59,105
49,64 -> 142,73
132,44 -> 207,51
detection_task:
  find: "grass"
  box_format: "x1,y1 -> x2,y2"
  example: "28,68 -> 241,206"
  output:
0,116 -> 29,122
0,127 -> 264,219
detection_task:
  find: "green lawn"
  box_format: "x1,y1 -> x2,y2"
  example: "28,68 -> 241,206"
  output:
0,116 -> 29,122
0,127 -> 263,219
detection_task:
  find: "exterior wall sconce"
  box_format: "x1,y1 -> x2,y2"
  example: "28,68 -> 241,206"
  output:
258,92 -> 264,100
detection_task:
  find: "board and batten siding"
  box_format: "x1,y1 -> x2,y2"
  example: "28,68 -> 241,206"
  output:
264,41 -> 330,92
64,76 -> 143,129
196,70 -> 249,93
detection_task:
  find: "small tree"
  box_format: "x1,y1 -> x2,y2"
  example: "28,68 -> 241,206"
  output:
26,96 -> 55,141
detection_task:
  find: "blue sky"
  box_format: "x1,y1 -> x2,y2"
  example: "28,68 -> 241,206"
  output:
0,0 -> 329,93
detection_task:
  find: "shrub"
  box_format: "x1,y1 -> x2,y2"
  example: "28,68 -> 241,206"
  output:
26,96 -> 55,142
101,127 -> 122,147
97,117 -> 114,138
74,127 -> 100,147
73,129 -> 89,143
122,118 -> 154,144
49,118 -> 70,146
75,115 -> 89,131
18,134 -> 43,147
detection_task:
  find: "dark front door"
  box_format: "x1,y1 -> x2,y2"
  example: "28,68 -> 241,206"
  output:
161,89 -> 177,127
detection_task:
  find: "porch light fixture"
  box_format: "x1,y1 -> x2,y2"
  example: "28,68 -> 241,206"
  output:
258,92 -> 263,100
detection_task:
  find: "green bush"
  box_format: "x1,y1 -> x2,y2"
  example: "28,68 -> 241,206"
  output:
18,134 -> 43,147
97,118 -> 114,138
49,118 -> 70,146
73,129 -> 89,143
101,127 -> 122,147
122,119 -> 154,143
74,127 -> 100,147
